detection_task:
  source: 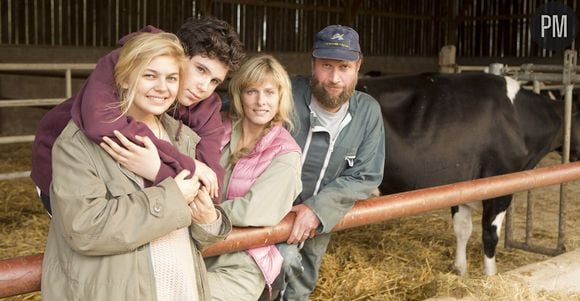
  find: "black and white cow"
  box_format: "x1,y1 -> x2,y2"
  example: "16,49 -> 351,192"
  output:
357,72 -> 580,276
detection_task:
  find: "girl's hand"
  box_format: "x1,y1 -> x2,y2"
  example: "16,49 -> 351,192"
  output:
174,170 -> 200,205
189,187 -> 218,224
100,131 -> 161,181
193,160 -> 219,199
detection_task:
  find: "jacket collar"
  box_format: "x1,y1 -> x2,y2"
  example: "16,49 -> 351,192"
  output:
159,114 -> 182,146
229,120 -> 284,156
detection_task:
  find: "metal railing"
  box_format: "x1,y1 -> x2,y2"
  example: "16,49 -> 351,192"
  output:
2,160 -> 580,298
0,63 -> 95,180
439,45 -> 579,256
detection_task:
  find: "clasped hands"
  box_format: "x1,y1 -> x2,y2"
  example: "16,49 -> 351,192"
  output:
100,130 -> 218,223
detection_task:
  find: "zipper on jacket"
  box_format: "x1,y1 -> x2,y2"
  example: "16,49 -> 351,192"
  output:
311,113 -> 353,195
313,138 -> 335,195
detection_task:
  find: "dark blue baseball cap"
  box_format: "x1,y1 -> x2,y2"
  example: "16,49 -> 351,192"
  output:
312,25 -> 361,61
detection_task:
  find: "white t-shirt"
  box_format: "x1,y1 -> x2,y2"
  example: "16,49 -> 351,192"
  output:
310,97 -> 350,142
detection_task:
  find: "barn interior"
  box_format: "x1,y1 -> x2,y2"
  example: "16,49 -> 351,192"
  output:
1,0 -> 580,300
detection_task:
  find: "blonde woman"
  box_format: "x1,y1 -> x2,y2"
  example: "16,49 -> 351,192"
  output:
42,32 -> 231,300
204,55 -> 302,300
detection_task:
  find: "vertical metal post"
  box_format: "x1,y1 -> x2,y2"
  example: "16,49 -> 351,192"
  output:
438,45 -> 456,74
525,79 -> 541,245
525,190 -> 534,244
504,197 -> 513,249
488,63 -> 503,75
505,55 -> 578,256
533,80 -> 541,94
65,68 -> 72,98
557,50 -> 576,251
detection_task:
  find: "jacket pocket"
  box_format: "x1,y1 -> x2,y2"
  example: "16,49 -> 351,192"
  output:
327,145 -> 357,179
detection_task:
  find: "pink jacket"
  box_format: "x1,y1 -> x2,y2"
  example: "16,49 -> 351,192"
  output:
221,119 -> 301,290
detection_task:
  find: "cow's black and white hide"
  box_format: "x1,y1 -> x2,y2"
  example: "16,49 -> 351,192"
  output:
357,72 -> 580,276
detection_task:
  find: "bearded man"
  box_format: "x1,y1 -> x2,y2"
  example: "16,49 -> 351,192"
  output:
267,25 -> 386,301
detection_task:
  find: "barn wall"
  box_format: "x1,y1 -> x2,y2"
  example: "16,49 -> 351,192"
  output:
0,41 -> 565,138
2,0 -> 576,58
0,43 -> 439,137
0,44 -> 440,100
0,40 -> 566,107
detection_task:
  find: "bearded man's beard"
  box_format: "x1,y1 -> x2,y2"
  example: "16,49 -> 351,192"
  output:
310,77 -> 356,109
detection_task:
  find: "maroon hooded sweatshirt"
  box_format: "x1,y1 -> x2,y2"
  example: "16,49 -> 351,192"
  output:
31,27 -> 225,205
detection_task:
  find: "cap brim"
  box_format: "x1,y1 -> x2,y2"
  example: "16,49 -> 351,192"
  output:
312,48 -> 360,61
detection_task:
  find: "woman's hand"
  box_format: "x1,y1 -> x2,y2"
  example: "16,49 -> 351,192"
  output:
100,131 -> 161,181
193,160 -> 219,199
286,204 -> 320,245
189,187 -> 218,224
174,170 -> 200,205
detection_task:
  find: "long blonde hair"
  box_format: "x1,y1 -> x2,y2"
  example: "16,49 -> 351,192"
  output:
228,54 -> 294,131
227,54 -> 295,165
114,32 -> 186,116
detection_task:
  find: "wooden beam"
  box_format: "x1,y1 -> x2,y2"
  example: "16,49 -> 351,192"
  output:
216,0 -> 342,13
342,0 -> 363,27
199,0 -> 214,16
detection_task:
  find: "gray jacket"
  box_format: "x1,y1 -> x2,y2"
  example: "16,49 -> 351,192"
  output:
42,116 -> 231,301
291,76 -> 386,233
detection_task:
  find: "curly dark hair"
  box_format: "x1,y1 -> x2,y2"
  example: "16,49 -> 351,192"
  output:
176,16 -> 246,73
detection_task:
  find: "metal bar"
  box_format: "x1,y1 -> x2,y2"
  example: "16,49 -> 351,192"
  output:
558,50 -> 576,251
532,80 -> 540,94
452,65 -> 580,83
557,84 -> 574,251
65,69 -> 72,98
519,64 -> 580,73
456,65 -> 488,72
562,85 -> 573,164
513,73 -> 580,83
0,171 -> 31,180
0,99 -> 65,107
503,241 -> 563,257
0,135 -> 35,144
558,181 -> 569,252
0,254 -> 43,298
204,160 -> 580,256
525,190 -> 533,244
521,84 -> 566,91
3,160 -> 580,298
504,196 -> 514,249
506,51 -> 578,255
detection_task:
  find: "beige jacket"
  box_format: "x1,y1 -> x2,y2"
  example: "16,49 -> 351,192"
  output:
203,122 -> 302,298
42,116 -> 231,301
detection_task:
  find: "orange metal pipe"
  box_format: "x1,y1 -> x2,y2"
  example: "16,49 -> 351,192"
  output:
2,161 -> 580,297
0,253 -> 43,298
204,160 -> 580,255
